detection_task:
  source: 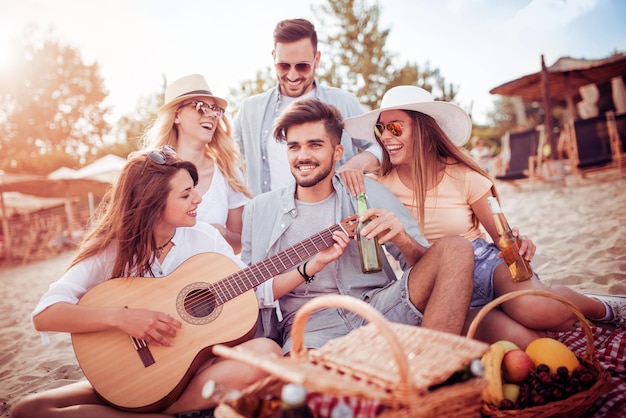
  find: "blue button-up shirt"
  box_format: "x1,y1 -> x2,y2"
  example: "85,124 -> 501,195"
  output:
233,82 -> 382,195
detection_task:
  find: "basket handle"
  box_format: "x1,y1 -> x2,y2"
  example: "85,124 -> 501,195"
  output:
289,294 -> 413,388
466,289 -> 595,362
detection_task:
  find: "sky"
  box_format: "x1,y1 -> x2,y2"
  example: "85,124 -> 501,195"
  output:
1,0 -> 625,126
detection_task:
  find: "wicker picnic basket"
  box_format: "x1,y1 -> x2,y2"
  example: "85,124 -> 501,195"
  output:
466,289 -> 612,418
213,294 -> 489,417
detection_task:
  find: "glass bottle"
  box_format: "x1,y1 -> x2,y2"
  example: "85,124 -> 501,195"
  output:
487,197 -> 533,282
356,192 -> 383,273
279,383 -> 314,418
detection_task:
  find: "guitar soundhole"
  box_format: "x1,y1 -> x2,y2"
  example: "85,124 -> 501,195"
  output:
177,283 -> 222,325
184,288 -> 215,318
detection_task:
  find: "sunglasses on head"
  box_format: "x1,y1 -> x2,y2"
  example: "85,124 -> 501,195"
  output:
374,122 -> 403,139
128,145 -> 177,176
185,101 -> 224,118
275,62 -> 313,73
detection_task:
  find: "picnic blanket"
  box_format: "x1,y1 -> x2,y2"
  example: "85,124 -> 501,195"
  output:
555,325 -> 626,418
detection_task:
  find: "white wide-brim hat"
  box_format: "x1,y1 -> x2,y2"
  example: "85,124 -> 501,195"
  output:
159,74 -> 228,115
344,85 -> 472,147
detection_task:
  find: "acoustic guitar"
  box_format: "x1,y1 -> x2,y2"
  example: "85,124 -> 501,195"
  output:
71,215 -> 358,412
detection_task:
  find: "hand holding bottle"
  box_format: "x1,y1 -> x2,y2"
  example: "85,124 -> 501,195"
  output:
508,226 -> 536,262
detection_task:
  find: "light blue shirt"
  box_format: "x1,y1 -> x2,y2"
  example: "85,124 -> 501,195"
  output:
241,175 -> 429,345
232,82 -> 383,195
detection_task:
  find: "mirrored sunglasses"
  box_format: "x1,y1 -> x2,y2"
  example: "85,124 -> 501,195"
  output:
186,101 -> 224,118
374,122 -> 403,139
275,62 -> 313,73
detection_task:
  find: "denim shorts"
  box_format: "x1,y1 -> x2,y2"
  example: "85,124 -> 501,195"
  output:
279,271 -> 423,354
471,237 -> 503,308
365,268 -> 424,326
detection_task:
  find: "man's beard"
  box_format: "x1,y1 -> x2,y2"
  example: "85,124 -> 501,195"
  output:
293,161 -> 333,188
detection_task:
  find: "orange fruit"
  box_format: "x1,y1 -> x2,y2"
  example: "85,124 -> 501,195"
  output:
525,337 -> 580,373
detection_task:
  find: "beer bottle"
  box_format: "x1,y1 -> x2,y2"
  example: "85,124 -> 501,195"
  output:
356,192 -> 383,273
487,197 -> 533,282
279,383 -> 314,418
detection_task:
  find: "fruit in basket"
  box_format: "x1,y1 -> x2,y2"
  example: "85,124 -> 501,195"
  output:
501,349 -> 534,384
480,342 -> 506,406
502,383 -> 521,403
525,338 -> 580,373
495,340 -> 520,353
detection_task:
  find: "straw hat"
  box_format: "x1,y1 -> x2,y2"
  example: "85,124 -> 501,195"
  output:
159,74 -> 228,115
344,86 -> 472,146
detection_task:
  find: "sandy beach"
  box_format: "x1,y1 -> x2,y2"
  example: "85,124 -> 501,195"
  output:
1,168 -> 625,417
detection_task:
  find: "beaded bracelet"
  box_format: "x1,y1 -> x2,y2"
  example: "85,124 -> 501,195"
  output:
296,261 -> 315,284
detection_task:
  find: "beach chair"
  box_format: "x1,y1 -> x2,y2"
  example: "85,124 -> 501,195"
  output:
568,112 -> 623,178
495,127 -> 540,184
607,110 -> 626,173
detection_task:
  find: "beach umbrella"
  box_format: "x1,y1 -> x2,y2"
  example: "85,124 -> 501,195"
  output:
490,53 -> 626,159
490,54 -> 626,114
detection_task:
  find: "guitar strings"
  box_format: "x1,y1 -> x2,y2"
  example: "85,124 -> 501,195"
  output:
181,226 -> 340,313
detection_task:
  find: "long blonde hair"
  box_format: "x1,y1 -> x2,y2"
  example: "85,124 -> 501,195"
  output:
378,110 -> 498,231
142,104 -> 252,199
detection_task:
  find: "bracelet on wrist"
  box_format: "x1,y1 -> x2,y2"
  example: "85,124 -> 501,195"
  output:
296,261 -> 315,284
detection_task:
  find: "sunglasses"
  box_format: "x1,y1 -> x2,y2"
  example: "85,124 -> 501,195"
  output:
185,101 -> 224,118
275,62 -> 313,73
374,122 -> 403,139
130,145 -> 177,176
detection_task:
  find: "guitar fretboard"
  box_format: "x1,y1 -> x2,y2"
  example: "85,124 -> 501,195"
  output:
212,222 -> 345,305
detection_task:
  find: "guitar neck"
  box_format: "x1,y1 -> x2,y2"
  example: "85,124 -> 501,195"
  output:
212,222 -> 345,305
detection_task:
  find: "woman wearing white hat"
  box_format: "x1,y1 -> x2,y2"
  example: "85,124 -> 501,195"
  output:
142,74 -> 251,254
344,86 -> 624,348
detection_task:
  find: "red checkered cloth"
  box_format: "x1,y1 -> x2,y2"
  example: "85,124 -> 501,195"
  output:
554,325 -> 626,418
305,326 -> 625,418
307,393 -> 381,418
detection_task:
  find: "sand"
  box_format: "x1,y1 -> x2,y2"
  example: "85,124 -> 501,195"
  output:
1,168 -> 625,417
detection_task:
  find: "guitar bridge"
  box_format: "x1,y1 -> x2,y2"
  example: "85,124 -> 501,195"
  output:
131,336 -> 155,367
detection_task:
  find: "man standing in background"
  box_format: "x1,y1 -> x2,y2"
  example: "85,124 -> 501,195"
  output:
233,18 -> 381,196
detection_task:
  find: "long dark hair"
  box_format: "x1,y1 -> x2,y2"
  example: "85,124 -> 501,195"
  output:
70,149 -> 198,278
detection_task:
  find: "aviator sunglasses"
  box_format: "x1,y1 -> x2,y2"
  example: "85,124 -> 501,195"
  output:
374,122 -> 403,139
185,101 -> 224,118
275,62 -> 313,73
129,145 -> 177,175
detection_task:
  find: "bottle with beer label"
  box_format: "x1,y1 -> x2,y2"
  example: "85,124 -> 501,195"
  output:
487,197 -> 533,282
356,192 -> 383,273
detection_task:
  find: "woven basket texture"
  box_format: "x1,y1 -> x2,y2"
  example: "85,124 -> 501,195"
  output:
213,294 -> 490,417
466,289 -> 613,418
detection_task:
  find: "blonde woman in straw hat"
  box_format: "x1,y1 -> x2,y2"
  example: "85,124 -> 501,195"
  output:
143,74 -> 251,254
344,86 -> 625,349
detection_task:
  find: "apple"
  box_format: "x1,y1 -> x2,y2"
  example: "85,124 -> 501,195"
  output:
496,340 -> 520,353
502,349 -> 534,384
502,383 -> 521,403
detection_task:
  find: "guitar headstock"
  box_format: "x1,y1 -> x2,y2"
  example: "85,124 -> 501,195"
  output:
339,214 -> 359,238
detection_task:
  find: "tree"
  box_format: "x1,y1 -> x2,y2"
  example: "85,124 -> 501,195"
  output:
314,0 -> 458,109
0,26 -> 110,174
227,0 -> 459,113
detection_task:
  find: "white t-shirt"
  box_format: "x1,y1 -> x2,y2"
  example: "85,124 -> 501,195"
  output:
196,163 -> 249,225
33,223 -> 256,318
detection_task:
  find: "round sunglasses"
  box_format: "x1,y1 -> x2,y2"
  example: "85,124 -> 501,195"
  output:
374,122 -> 403,139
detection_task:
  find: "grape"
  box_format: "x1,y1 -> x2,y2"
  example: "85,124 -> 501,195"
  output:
538,371 -> 552,384
536,364 -> 550,374
557,366 -> 569,378
499,399 -> 515,410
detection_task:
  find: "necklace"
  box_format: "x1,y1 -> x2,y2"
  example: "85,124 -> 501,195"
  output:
155,234 -> 175,258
